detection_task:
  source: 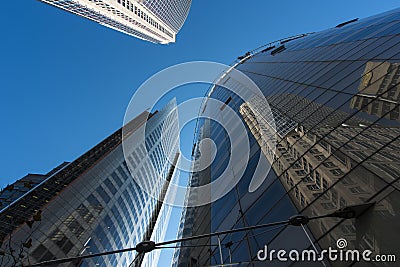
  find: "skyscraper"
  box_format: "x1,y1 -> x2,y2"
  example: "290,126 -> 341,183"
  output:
37,0 -> 192,44
0,99 -> 180,266
175,8 -> 400,266
172,121 -> 211,267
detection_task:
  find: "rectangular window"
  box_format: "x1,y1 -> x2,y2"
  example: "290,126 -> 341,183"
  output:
105,178 -> 117,195
307,184 -> 320,191
321,202 -> 336,210
322,178 -> 329,190
319,140 -> 329,150
220,97 -> 232,111
331,189 -> 338,203
96,186 -> 111,204
315,154 -> 326,161
295,170 -> 307,176
315,171 -> 321,185
340,197 -> 346,208
111,172 -> 123,187
323,161 -> 337,168
329,169 -> 344,176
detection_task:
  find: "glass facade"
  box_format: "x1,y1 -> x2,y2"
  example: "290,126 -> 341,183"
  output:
0,99 -> 179,266
142,0 -> 192,33
176,8 -> 400,267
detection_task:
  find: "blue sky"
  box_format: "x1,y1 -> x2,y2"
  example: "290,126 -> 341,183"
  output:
1,0 -> 399,266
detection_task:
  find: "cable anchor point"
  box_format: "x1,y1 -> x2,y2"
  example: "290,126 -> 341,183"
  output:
135,241 -> 156,254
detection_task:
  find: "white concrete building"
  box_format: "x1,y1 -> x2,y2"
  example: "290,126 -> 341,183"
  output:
38,0 -> 192,44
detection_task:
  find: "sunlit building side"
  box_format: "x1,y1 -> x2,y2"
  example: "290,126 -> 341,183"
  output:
0,99 -> 180,266
37,0 -> 192,44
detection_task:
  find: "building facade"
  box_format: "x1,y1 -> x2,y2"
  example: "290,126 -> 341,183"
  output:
0,99 -> 179,266
172,121 -> 212,267
37,0 -> 192,44
175,8 -> 400,267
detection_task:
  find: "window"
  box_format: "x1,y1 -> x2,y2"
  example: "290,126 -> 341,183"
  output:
32,245 -> 51,261
308,163 -> 314,173
295,170 -> 307,176
334,151 -> 347,165
341,176 -> 355,185
105,178 -> 117,195
349,186 -> 366,194
322,178 -> 329,190
87,194 -> 100,206
340,223 -> 355,234
331,189 -> 338,203
132,151 -> 141,164
329,169 -> 344,176
323,161 -> 337,168
220,97 -> 232,111
321,202 -> 336,210
300,193 -> 306,206
303,158 -> 308,168
340,197 -> 346,208
76,204 -> 89,218
67,218 -> 85,238
351,150 -> 368,160
295,187 -> 299,199
360,234 -> 374,250
62,239 -> 74,254
315,171 -> 321,185
307,184 -> 321,191
320,140 -> 329,150
111,172 -> 123,187
292,161 -> 303,169
302,175 -> 314,183
96,186 -> 111,204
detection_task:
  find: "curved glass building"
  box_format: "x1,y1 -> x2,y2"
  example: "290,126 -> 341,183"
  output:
37,0 -> 192,44
175,8 -> 400,267
0,99 -> 179,266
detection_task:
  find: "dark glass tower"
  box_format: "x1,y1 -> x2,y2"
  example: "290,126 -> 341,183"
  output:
175,8 -> 400,267
0,100 -> 179,267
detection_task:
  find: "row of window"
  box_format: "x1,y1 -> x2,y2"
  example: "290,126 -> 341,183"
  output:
116,0 -> 173,37
54,0 -> 162,42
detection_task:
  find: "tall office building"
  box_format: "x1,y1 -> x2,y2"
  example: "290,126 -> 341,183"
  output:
172,121 -> 211,267
0,99 -> 180,266
37,0 -> 192,44
175,8 -> 400,267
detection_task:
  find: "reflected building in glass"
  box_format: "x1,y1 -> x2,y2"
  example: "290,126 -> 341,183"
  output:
0,99 -> 180,266
175,8 -> 400,267
350,61 -> 400,121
